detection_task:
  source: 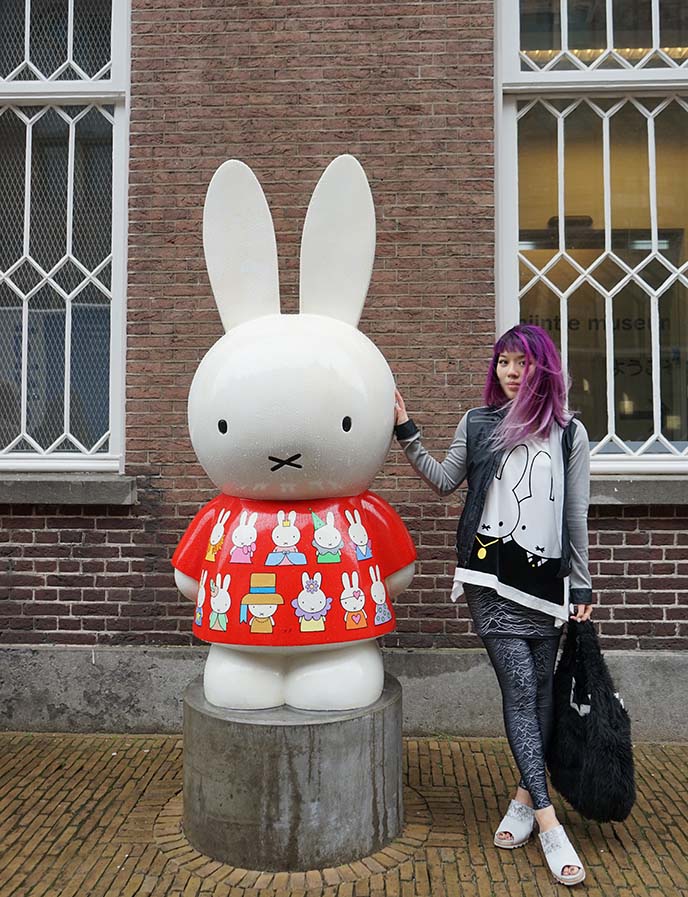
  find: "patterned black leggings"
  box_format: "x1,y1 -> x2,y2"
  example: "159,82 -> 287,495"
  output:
483,635 -> 561,810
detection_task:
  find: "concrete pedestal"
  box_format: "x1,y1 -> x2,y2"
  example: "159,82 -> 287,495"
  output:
183,674 -> 403,871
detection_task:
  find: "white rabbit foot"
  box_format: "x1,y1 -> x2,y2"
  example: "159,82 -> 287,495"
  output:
284,642 -> 384,710
203,644 -> 286,709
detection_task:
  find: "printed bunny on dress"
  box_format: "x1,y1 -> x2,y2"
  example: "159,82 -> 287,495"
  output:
195,569 -> 208,626
209,573 -> 231,632
265,510 -> 307,566
293,572 -> 333,632
345,509 -> 373,560
229,511 -> 258,564
370,565 -> 392,626
340,571 -> 368,630
312,511 -> 344,563
205,509 -> 230,562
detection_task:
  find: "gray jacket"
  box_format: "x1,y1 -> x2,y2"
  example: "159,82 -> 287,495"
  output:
396,407 -> 593,604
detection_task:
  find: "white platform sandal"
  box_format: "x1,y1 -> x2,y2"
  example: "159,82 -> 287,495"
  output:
539,825 -> 586,886
493,799 -> 535,848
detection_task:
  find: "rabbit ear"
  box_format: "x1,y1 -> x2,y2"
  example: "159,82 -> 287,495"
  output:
277,510 -> 285,524
240,511 -> 247,526
341,572 -> 350,590
351,571 -> 359,589
369,565 -> 377,582
497,444 -> 529,490
344,510 -> 354,526
375,565 -> 381,581
288,511 -> 297,524
299,155 -> 375,327
326,512 -> 335,527
203,160 -> 280,332
223,574 -> 231,590
302,572 -> 310,589
525,450 -> 555,502
248,512 -> 258,527
314,572 -> 322,586
354,510 -> 362,525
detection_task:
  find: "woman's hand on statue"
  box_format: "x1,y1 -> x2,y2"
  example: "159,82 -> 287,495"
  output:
394,388 -> 410,425
570,603 -> 593,622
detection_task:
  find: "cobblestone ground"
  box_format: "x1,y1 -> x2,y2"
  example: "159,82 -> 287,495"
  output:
0,733 -> 686,897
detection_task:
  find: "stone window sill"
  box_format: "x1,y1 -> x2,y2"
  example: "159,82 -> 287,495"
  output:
0,473 -> 137,506
590,476 -> 688,506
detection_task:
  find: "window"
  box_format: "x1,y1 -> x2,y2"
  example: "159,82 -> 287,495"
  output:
0,0 -> 129,472
497,1 -> 688,472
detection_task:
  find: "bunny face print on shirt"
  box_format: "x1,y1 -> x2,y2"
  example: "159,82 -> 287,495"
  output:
475,445 -> 528,560
475,443 -> 561,567
512,448 -> 562,566
462,437 -> 565,610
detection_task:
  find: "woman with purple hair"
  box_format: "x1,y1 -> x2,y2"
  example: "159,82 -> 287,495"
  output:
394,324 -> 592,887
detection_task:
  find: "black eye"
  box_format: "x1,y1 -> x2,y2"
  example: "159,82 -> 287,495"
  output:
342,416 -> 352,432
218,419 -> 228,434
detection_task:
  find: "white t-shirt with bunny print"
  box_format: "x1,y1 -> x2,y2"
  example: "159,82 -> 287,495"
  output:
455,431 -> 568,627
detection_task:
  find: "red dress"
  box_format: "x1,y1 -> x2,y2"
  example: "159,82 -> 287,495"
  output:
172,491 -> 416,647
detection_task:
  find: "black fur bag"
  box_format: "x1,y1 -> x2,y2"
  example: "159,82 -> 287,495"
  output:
547,620 -> 636,822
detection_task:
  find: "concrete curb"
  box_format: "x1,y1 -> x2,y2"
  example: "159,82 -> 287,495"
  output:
0,644 -> 685,740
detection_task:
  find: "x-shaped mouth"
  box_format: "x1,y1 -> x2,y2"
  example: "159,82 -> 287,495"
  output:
269,453 -> 303,472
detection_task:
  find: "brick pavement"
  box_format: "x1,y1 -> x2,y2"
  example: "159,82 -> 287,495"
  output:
0,733 -> 686,896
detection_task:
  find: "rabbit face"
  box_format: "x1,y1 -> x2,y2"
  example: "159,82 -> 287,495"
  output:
188,314 -> 394,500
345,509 -> 369,546
209,573 -> 231,613
249,603 -> 278,619
369,566 -> 387,605
231,511 -> 258,547
297,586 -> 327,614
341,591 -> 365,612
272,511 -> 300,547
340,571 -> 365,611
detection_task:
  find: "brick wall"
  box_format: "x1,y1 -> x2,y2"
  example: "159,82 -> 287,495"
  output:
2,1 -> 687,651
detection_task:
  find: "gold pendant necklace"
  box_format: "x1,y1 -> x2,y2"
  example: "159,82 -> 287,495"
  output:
475,535 -> 498,560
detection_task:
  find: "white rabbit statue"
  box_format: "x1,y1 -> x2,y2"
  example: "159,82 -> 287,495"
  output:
172,155 -> 416,711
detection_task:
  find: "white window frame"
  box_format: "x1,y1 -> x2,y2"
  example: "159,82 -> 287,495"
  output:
0,0 -> 130,473
496,1 -> 688,474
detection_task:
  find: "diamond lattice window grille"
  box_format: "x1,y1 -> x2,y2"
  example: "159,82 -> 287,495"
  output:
514,93 -> 688,462
0,0 -> 113,83
0,2 -> 125,471
519,0 -> 688,72
0,103 -> 115,463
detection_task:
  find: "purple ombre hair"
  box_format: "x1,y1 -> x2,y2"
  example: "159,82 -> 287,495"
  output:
483,325 -> 571,450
